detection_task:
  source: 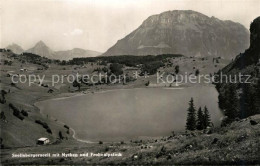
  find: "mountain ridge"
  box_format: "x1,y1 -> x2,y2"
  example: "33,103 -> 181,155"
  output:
103,10 -> 250,59
6,43 -> 24,54
215,16 -> 260,121
23,41 -> 101,60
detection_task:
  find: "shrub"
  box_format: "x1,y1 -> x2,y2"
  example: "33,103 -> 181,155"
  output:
9,103 -> 24,120
41,122 -> 49,129
1,90 -> 7,95
46,128 -> 52,134
13,110 -> 24,120
110,63 -> 123,76
59,131 -> 64,139
0,111 -> 6,120
35,120 -> 51,131
35,120 -> 42,125
0,97 -> 6,104
145,81 -> 150,86
21,110 -> 28,117
64,125 -> 69,129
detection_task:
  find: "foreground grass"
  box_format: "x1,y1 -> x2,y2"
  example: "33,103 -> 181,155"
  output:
1,114 -> 259,165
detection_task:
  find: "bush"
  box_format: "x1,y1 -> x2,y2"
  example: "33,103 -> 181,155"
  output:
110,63 -> 123,76
102,67 -> 109,73
141,61 -> 164,75
21,110 -> 28,117
35,120 -> 42,125
0,97 -> 6,104
1,90 -> 7,95
35,120 -> 51,131
59,131 -> 64,139
42,122 -> 49,129
64,125 -> 69,130
46,128 -> 52,134
9,103 -> 24,120
145,81 -> 150,86
0,111 -> 6,120
13,110 -> 24,120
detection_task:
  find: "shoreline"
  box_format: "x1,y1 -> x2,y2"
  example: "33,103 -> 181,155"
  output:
33,83 -> 218,144
33,84 -> 220,144
34,85 -> 187,143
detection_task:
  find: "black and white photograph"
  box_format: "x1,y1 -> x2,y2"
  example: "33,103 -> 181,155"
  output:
0,0 -> 260,165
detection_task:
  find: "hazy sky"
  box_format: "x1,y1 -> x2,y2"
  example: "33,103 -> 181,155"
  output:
1,0 -> 260,52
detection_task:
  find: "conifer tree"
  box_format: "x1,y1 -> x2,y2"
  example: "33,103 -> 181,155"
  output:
203,106 -> 211,128
218,93 -> 226,110
255,79 -> 260,114
225,85 -> 238,120
196,107 -> 204,130
186,98 -> 197,131
240,84 -> 256,118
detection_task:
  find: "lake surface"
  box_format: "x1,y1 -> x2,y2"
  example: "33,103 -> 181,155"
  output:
36,86 -> 223,142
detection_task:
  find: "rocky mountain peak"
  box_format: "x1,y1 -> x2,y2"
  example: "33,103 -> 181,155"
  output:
26,41 -> 55,58
103,10 -> 250,59
34,40 -> 48,48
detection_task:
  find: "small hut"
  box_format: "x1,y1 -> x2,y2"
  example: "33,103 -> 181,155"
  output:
37,138 -> 50,145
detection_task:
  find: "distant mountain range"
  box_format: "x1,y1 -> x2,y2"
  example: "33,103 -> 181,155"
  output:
103,10 -> 250,59
55,48 -> 101,60
6,41 -> 101,60
6,43 -> 24,54
26,41 -> 56,58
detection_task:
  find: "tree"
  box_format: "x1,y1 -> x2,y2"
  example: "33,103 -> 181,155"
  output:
185,98 -> 197,131
255,79 -> 260,114
196,107 -> 204,130
0,111 -> 6,121
110,63 -> 123,76
73,80 -> 81,90
59,131 -> 64,140
175,65 -> 179,74
203,106 -> 211,128
195,69 -> 200,76
218,92 -> 226,110
240,84 -> 256,118
225,85 -> 238,120
145,81 -> 150,86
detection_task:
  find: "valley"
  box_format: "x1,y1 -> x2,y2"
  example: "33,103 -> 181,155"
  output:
0,7 -> 259,165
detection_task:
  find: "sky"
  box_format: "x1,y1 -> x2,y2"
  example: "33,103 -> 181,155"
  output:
1,0 -> 260,52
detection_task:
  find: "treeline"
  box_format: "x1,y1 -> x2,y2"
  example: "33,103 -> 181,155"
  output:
8,103 -> 28,120
185,98 -> 211,131
35,120 -> 52,134
214,17 -> 260,125
67,54 -> 183,75
216,79 -> 260,124
8,52 -> 56,69
67,54 -> 183,66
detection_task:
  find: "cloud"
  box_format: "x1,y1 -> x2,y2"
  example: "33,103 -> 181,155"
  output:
63,28 -> 83,36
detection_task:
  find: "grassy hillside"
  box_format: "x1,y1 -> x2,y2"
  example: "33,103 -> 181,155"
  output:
0,50 -> 229,148
1,114 -> 259,165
